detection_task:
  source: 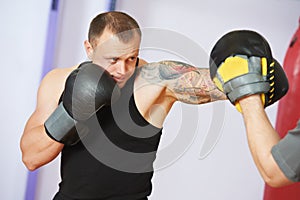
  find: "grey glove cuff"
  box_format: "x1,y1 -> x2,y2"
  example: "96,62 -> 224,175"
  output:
44,103 -> 89,145
223,73 -> 270,103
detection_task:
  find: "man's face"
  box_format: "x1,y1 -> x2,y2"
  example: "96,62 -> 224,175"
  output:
86,30 -> 141,88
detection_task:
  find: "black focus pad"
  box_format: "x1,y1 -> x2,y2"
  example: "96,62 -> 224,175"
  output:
265,59 -> 289,107
209,30 -> 289,111
209,30 -> 273,80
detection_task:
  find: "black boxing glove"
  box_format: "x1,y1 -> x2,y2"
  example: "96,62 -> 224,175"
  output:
209,30 -> 289,111
44,62 -> 120,145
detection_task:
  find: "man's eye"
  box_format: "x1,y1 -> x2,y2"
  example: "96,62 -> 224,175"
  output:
129,57 -> 137,61
111,58 -> 118,64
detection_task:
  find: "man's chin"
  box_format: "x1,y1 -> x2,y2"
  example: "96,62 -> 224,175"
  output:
117,82 -> 126,88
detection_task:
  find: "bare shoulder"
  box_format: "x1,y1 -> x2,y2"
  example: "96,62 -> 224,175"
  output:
137,58 -> 148,67
136,62 -> 164,84
37,66 -> 77,107
42,66 -> 76,84
23,66 -> 77,132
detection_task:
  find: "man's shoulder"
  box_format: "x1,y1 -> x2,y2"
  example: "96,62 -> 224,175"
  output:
47,66 -> 77,77
38,66 -> 78,97
137,58 -> 148,67
43,66 -> 77,83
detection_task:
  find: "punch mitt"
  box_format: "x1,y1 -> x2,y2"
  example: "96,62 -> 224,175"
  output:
209,30 -> 289,111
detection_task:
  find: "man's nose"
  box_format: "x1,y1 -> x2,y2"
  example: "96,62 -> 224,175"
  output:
117,61 -> 126,75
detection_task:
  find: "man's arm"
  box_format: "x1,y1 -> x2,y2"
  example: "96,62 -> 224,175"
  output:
137,60 -> 227,104
20,69 -> 69,170
239,95 -> 293,187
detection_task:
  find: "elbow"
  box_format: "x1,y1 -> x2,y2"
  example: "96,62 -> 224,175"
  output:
256,154 -> 295,188
264,177 -> 284,188
21,145 -> 41,171
22,154 -> 40,171
262,168 -> 294,188
264,177 -> 293,188
25,164 -> 38,172
20,138 -> 40,171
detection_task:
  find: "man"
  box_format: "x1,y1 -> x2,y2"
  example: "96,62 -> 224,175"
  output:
20,11 -> 226,199
209,29 -> 297,188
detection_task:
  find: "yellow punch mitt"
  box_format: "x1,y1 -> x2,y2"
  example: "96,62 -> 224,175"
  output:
209,30 -> 289,111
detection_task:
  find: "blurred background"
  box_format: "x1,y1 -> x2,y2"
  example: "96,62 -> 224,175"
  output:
1,0 -> 299,199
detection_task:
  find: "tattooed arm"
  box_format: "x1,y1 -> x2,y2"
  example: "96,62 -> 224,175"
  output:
137,60 -> 227,104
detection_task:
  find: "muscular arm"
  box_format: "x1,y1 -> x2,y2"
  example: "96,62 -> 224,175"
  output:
137,60 -> 227,104
239,95 -> 293,187
20,68 -> 72,170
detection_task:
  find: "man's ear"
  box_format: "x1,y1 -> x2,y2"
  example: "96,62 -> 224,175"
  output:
84,40 -> 93,60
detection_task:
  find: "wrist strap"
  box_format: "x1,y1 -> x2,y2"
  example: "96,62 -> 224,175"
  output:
44,103 -> 89,145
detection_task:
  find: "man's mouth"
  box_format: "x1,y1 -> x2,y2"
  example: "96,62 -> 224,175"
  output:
113,76 -> 125,83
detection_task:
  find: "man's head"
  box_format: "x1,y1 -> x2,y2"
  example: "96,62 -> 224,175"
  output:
84,11 -> 142,88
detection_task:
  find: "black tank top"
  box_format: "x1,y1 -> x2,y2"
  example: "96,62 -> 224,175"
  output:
54,61 -> 163,200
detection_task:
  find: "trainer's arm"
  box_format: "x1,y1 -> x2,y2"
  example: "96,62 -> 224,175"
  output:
239,95 -> 293,187
137,60 -> 227,104
20,69 -> 66,171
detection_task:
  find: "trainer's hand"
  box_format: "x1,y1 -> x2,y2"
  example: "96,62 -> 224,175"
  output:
209,30 -> 289,111
44,62 -> 120,145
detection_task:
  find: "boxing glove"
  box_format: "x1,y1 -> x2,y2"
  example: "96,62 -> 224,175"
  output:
44,62 -> 120,145
209,30 -> 289,111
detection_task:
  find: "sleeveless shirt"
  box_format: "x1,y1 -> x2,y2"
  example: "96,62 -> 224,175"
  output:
54,61 -> 163,200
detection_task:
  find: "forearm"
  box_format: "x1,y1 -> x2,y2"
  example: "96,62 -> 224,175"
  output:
170,67 -> 226,104
239,95 -> 292,187
139,60 -> 227,104
20,125 -> 63,171
162,60 -> 227,103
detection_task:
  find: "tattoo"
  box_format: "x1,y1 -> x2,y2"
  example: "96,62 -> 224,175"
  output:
137,62 -> 163,84
158,61 -> 196,80
138,60 -> 226,104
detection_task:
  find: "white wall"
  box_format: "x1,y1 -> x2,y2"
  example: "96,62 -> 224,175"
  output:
0,0 -> 51,199
2,0 -> 299,200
